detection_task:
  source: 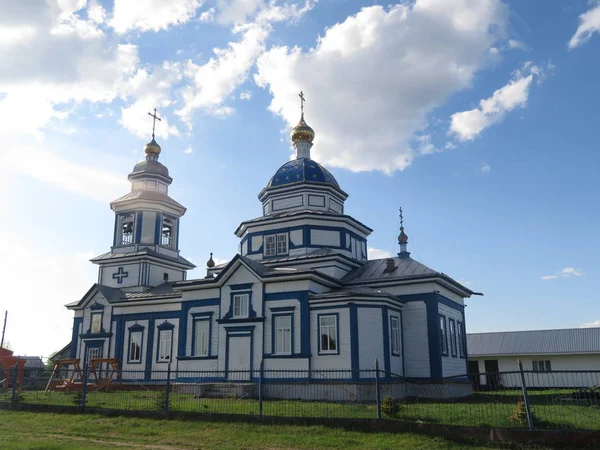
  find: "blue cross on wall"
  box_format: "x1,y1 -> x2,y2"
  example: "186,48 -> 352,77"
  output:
112,267 -> 129,284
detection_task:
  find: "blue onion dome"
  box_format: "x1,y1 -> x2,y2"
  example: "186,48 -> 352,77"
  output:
267,158 -> 339,189
291,114 -> 315,144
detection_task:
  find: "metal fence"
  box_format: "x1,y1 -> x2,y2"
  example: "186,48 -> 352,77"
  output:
2,361 -> 600,432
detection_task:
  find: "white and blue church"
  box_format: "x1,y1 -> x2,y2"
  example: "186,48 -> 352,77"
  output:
66,106 -> 477,387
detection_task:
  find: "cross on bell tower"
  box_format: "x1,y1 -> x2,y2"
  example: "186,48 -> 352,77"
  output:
148,108 -> 162,139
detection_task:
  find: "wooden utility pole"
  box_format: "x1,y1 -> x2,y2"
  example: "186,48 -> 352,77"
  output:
0,311 -> 7,348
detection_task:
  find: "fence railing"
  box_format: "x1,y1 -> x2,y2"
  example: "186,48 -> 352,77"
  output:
2,361 -> 600,432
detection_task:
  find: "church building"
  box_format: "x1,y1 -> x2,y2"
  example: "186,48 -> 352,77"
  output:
66,102 -> 477,386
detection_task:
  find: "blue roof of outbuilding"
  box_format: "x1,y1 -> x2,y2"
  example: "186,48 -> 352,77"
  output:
267,158 -> 340,189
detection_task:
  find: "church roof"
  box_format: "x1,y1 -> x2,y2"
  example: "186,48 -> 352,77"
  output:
91,248 -> 195,268
129,159 -> 171,180
110,190 -> 185,212
342,256 -> 475,296
467,328 -> 600,356
266,158 -> 340,190
66,282 -> 182,308
310,286 -> 401,302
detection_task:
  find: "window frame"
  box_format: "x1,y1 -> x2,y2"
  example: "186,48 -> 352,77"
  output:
127,328 -> 144,364
533,360 -> 552,372
161,216 -> 175,248
119,214 -> 135,245
390,316 -> 401,356
192,317 -> 211,357
157,328 -> 173,363
449,318 -> 457,357
232,294 -> 249,318
439,315 -> 448,356
457,321 -> 465,358
87,347 -> 101,363
264,233 -> 288,257
90,312 -> 103,334
318,313 -> 339,355
273,314 -> 293,355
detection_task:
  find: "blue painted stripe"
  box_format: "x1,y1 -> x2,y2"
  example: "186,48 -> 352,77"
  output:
70,317 -> 83,358
382,307 -> 390,375
144,318 -> 155,381
349,303 -> 359,379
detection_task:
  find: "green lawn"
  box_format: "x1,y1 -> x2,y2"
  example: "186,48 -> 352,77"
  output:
8,388 -> 600,432
0,410 -> 552,449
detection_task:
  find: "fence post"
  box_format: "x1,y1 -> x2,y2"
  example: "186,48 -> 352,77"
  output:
165,363 -> 171,412
11,365 -> 18,405
375,359 -> 382,419
81,361 -> 88,411
258,360 -> 264,419
517,359 -> 534,431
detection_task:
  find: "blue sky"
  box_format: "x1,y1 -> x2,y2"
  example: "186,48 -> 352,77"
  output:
2,0 -> 600,357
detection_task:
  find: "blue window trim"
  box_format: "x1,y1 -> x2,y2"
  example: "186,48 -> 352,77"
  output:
449,318 -> 457,358
262,232 -> 290,259
156,323 -> 174,363
317,312 -> 340,355
90,302 -> 105,311
84,340 -> 104,366
390,315 -> 401,357
271,312 -> 294,355
86,309 -> 105,336
222,289 -> 257,321
457,321 -> 466,359
439,314 -> 448,357
191,312 -> 213,357
127,324 -> 145,364
224,325 -> 255,377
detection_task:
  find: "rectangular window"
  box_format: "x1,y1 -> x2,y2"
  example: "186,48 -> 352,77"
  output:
449,319 -> 457,357
161,217 -> 174,247
91,313 -> 102,334
276,234 -> 288,255
274,316 -> 292,354
87,347 -> 100,363
458,321 -> 465,357
129,331 -> 142,362
120,214 -> 135,245
319,315 -> 338,353
533,360 -> 552,372
264,235 -> 276,256
233,294 -> 249,318
439,316 -> 448,355
158,330 -> 172,362
264,233 -> 288,257
194,320 -> 210,357
390,316 -> 400,355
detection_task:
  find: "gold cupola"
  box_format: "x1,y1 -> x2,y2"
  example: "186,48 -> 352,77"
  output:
291,113 -> 315,144
145,138 -> 161,157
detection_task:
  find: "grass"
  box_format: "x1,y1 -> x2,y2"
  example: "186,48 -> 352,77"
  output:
6,388 -> 600,432
0,410 -> 553,449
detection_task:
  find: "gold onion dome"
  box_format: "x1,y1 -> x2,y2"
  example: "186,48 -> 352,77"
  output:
398,227 -> 408,244
291,113 -> 315,144
145,138 -> 161,155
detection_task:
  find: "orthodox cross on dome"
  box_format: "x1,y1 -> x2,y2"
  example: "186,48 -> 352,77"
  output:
398,207 -> 410,258
399,207 -> 404,229
112,267 -> 129,284
299,91 -> 305,116
148,108 -> 162,139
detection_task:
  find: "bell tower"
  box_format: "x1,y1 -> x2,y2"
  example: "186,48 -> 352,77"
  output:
91,110 -> 195,291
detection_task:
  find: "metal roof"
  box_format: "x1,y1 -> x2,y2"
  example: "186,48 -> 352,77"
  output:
310,286 -> 401,302
110,190 -> 184,211
91,248 -> 195,268
343,256 -> 437,282
467,328 -> 600,356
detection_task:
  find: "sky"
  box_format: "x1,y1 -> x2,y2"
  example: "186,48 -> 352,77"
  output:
1,0 -> 600,358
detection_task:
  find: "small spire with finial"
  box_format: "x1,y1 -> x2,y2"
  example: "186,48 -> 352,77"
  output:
291,90 -> 315,159
144,108 -> 162,161
206,252 -> 215,268
398,207 -> 410,258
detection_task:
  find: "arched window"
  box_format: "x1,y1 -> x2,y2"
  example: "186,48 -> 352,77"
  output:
162,217 -> 174,247
121,214 -> 135,245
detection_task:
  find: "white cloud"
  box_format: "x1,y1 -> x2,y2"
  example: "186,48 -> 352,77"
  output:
216,0 -> 263,24
87,0 -> 107,24
120,62 -> 182,139
541,267 -> 584,281
507,39 -> 527,50
199,7 -> 216,22
449,63 -> 541,141
581,320 -> 600,328
368,247 -> 393,260
184,146 -> 193,154
111,0 -> 204,33
480,163 -> 491,173
255,0 -> 508,173
5,143 -> 128,203
240,91 -> 252,100
178,1 -> 315,123
569,3 -> 600,49
0,2 -> 140,139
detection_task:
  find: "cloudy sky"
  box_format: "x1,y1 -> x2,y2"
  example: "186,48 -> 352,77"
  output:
2,0 -> 600,357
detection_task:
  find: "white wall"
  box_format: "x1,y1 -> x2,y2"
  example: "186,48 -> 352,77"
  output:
402,302 -> 430,378
141,211 -> 156,243
357,307 -> 384,373
471,355 -> 600,388
310,307 -> 350,372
